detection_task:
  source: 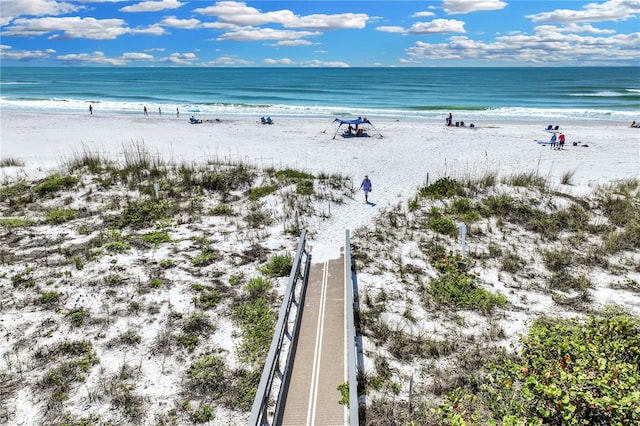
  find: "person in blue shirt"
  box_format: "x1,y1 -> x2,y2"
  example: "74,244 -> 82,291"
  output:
550,133 -> 557,149
359,175 -> 372,203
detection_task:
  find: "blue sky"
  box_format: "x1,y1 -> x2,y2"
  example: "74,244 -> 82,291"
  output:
1,0 -> 639,66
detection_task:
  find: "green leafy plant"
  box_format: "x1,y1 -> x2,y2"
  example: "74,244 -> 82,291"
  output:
47,208 -> 77,224
259,253 -> 293,277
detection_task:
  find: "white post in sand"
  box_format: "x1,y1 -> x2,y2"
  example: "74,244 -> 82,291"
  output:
459,223 -> 467,257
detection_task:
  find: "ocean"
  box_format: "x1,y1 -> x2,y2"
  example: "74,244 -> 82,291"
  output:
1,67 -> 638,122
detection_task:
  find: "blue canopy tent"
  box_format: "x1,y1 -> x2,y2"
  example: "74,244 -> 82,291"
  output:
325,117 -> 383,139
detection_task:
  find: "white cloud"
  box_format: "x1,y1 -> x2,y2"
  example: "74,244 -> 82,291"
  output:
2,16 -> 165,39
0,0 -> 78,25
0,45 -> 56,61
204,55 -> 254,66
158,16 -> 200,29
56,51 -> 127,65
404,27 -> 640,65
195,1 -> 368,30
216,28 -> 320,42
442,0 -> 507,15
411,11 -> 435,18
407,19 -> 466,34
158,52 -> 197,64
120,52 -> 155,60
375,26 -> 405,34
2,17 -> 129,39
527,0 -> 640,24
270,39 -> 314,47
119,0 -> 183,13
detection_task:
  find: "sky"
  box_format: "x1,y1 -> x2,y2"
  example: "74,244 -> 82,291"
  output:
1,0 -> 639,67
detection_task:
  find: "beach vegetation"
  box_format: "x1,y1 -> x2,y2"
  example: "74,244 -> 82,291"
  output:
232,296 -> 276,367
296,179 -> 314,196
159,258 -> 174,268
435,309 -> 640,425
210,203 -> 234,216
274,168 -> 315,181
419,177 -> 464,199
108,197 -> 169,229
245,204 -> 272,228
185,354 -> 227,397
0,217 -> 31,230
560,169 -> 576,185
191,246 -> 219,267
39,291 -> 62,305
248,184 -> 278,200
67,308 -> 88,327
192,285 -> 221,310
427,215 -> 458,237
67,144 -> 106,174
243,276 -> 273,300
426,253 -> 508,313
47,208 -> 78,224
34,174 -> 80,196
259,253 -> 292,278
0,157 -> 25,167
504,171 -> 547,190
140,230 -> 171,245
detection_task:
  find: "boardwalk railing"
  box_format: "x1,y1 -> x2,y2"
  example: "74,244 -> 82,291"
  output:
345,230 -> 360,426
249,231 -> 311,426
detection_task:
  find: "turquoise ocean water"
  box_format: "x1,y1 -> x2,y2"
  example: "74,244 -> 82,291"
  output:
1,67 -> 638,122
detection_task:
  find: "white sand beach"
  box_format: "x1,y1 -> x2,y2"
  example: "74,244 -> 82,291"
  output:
1,110 -> 639,425
2,111 -> 638,259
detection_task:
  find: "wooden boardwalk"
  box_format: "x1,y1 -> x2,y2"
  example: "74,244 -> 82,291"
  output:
279,253 -> 348,426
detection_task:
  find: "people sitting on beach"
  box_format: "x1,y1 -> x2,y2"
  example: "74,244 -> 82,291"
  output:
630,121 -> 639,128
346,124 -> 354,135
190,116 -> 202,124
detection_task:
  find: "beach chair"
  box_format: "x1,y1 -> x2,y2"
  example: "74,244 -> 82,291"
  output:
261,117 -> 267,124
266,117 -> 273,124
553,125 -> 560,130
545,125 -> 553,131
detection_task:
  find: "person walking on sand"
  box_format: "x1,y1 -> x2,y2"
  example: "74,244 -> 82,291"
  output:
159,107 -> 161,116
176,108 -> 179,117
558,132 -> 565,150
89,104 -> 93,115
446,113 -> 453,126
144,106 -> 148,116
550,132 -> 557,149
359,175 -> 372,203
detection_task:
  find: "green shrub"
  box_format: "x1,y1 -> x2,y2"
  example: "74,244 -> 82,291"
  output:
110,198 -> 168,229
67,308 -> 88,327
232,297 -> 276,367
186,355 -> 227,396
141,230 -> 171,245
419,177 -> 463,199
47,208 -> 77,224
275,169 -> 315,181
296,180 -> 314,196
248,185 -> 278,200
440,312 -> 640,425
210,203 -> 234,216
0,217 -> 31,229
39,291 -> 61,305
427,216 -> 458,237
191,247 -> 219,266
244,277 -> 273,300
148,278 -> 163,288
103,241 -> 130,253
34,174 -> 79,196
259,253 -> 293,277
427,254 -> 508,313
